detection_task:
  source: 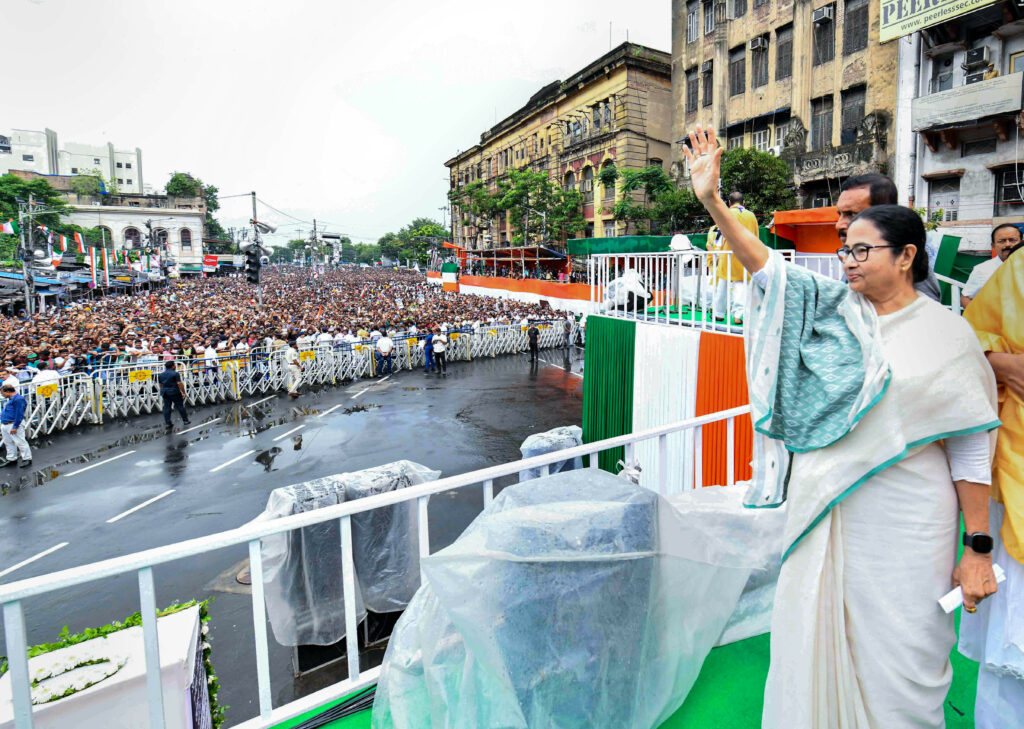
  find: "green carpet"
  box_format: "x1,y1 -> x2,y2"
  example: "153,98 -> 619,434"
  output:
645,304 -> 743,329
301,624 -> 977,728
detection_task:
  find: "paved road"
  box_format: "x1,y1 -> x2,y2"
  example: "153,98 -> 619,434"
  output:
0,349 -> 583,722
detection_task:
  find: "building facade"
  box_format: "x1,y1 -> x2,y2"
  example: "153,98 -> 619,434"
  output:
0,127 -> 147,194
9,170 -> 205,271
892,1 -> 1024,252
445,42 -> 672,248
670,0 -> 897,207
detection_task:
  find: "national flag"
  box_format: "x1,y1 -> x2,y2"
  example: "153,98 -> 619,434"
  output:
0,219 -> 18,235
88,247 -> 98,286
56,234 -> 68,252
51,252 -> 62,267
101,247 -> 110,286
74,232 -> 85,253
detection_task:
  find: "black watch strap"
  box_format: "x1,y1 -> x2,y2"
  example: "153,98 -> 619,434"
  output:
963,532 -> 994,554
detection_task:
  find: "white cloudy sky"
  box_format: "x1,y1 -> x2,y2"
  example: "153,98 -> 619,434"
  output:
9,0 -> 669,247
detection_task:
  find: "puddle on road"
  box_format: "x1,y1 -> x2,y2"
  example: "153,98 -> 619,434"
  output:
344,403 -> 380,414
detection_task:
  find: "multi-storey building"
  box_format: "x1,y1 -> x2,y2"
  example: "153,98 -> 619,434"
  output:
670,0 -> 897,207
892,0 -> 1024,252
9,170 -> 205,272
445,42 -> 672,248
0,127 -> 147,194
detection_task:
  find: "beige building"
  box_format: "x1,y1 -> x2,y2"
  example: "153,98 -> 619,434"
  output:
445,42 -> 672,247
670,0 -> 897,207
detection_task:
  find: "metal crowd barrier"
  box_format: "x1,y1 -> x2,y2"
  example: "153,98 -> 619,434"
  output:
13,323 -> 569,440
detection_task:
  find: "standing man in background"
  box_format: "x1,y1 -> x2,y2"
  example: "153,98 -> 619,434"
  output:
158,361 -> 190,429
961,223 -> 1022,309
285,339 -> 303,398
706,192 -> 758,322
0,383 -> 31,468
423,329 -> 435,374
527,321 -> 540,362
432,327 -> 448,375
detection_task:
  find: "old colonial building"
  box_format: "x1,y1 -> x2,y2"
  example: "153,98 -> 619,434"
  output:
892,0 -> 1024,252
670,0 -> 897,207
445,42 -> 672,247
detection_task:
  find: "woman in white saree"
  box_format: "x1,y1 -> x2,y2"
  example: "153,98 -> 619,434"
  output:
683,127 -> 1002,728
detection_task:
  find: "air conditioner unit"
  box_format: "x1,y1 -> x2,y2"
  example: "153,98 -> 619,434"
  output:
965,71 -> 987,84
963,46 -> 989,69
812,6 -> 834,23
701,60 -> 713,74
767,145 -> 783,156
750,36 -> 769,51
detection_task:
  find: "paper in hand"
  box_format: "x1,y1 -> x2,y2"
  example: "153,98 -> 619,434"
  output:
939,563 -> 1007,614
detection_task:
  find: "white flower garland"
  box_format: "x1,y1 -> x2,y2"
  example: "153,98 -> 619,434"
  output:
29,644 -> 127,705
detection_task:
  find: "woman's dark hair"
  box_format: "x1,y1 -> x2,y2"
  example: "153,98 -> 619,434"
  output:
850,204 -> 929,284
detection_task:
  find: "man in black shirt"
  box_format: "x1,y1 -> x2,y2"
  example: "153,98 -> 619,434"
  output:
527,322 -> 540,362
158,361 -> 190,429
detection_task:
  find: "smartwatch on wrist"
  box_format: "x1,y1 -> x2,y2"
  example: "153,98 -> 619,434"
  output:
963,532 -> 994,555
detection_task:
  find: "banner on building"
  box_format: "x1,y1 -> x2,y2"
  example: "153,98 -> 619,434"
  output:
880,0 -> 998,42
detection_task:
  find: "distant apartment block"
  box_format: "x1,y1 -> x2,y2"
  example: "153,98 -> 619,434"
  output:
0,127 -> 147,194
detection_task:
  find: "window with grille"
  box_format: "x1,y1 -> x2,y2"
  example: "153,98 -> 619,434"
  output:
733,0 -> 747,17
704,0 -> 716,34
997,168 -> 1024,208
604,221 -> 616,238
962,138 -> 997,156
22,154 -> 33,162
602,163 -> 616,199
751,38 -> 769,88
564,171 -> 576,192
776,25 -> 793,79
840,86 -> 865,144
686,68 -> 699,112
180,229 -> 193,249
813,6 -> 835,66
582,167 -> 594,203
702,66 -> 714,106
753,128 -> 771,151
729,46 -> 746,96
728,134 -> 744,149
592,106 -> 601,128
843,0 -> 868,55
928,177 -> 959,221
811,95 -> 833,151
604,101 -> 612,127
687,0 -> 700,41
754,0 -> 769,6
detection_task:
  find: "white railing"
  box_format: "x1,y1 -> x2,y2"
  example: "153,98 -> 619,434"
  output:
935,273 -> 964,316
10,323 -> 569,441
0,404 -> 750,729
587,249 -> 840,334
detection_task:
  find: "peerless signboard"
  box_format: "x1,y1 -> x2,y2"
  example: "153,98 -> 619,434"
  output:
880,0 -> 998,42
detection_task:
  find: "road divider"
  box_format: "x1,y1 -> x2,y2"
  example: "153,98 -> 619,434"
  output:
63,450 -> 137,478
106,489 -> 176,524
209,449 -> 257,473
178,419 -> 219,435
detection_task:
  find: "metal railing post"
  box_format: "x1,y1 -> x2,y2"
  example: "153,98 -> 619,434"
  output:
3,600 -> 34,729
138,567 -> 166,729
339,516 -> 360,682
658,433 -> 668,495
247,539 -> 273,718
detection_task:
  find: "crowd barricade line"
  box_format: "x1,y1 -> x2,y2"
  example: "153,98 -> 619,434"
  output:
15,323 -> 569,440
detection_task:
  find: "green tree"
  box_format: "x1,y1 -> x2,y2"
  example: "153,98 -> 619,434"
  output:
165,172 -> 224,240
355,243 -> 381,264
719,148 -> 797,221
340,237 -> 356,263
448,180 -> 500,247
0,174 -> 72,261
69,168 -> 117,196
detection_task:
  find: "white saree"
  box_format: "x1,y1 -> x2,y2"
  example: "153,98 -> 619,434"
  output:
745,253 -> 1000,728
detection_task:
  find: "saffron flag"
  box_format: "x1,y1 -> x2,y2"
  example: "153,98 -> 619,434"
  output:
74,232 -> 85,253
1,219 -> 18,235
101,247 -> 110,285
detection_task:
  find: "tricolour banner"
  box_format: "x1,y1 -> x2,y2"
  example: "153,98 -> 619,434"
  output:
74,232 -> 86,253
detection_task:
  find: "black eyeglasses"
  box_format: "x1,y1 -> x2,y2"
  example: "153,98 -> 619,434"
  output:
836,244 -> 901,262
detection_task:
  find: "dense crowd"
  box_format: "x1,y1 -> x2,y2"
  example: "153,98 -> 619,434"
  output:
0,266 -> 562,381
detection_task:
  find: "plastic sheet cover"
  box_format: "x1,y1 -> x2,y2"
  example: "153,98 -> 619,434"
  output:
518,425 -> 583,482
667,483 -> 786,646
254,460 -> 440,647
602,269 -> 650,310
372,470 -> 764,729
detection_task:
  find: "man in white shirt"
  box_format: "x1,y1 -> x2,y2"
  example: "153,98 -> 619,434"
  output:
0,368 -> 21,391
962,223 -> 1022,308
375,333 -> 395,376
284,340 -> 303,398
432,328 -> 448,375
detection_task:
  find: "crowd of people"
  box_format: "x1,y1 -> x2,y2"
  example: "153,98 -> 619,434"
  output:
0,266 -> 566,383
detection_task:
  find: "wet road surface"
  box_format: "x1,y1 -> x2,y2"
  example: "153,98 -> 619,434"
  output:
0,349 -> 583,722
